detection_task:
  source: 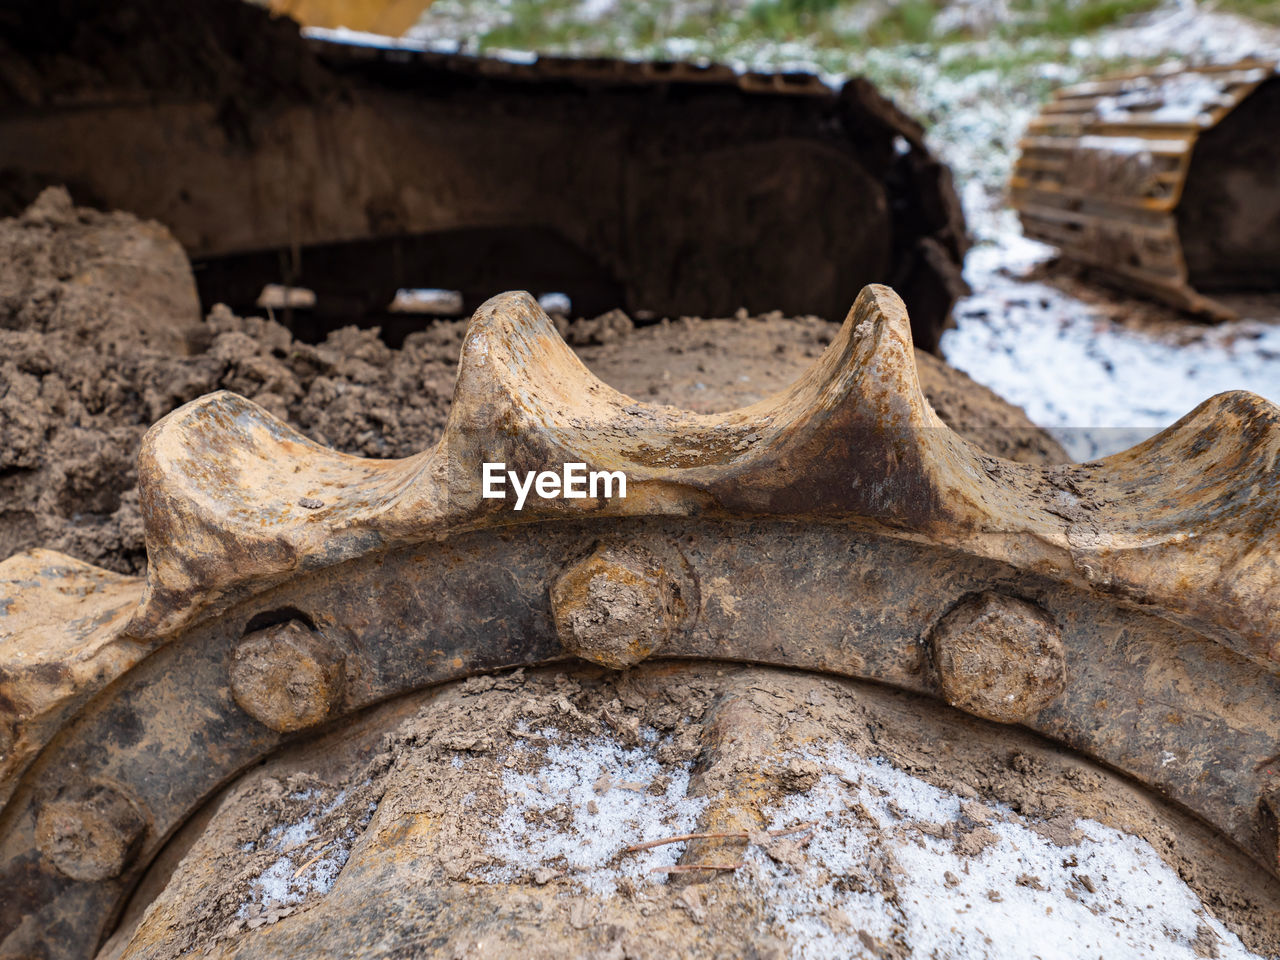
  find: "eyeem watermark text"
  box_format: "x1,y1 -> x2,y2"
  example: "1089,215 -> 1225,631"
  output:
482,462 -> 627,511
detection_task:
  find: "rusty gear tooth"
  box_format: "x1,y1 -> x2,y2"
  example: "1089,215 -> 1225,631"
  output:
441,284 -> 951,524
109,283 -> 1280,662
0,550 -> 144,811
1062,389 -> 1280,668
127,390 -> 438,640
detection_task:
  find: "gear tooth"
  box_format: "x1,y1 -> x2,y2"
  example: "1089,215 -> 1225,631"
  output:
435,290 -> 637,515
445,290 -> 604,446
0,549 -> 144,810
438,285 -> 953,523
832,283 -> 939,432
1066,388 -> 1280,668
129,391 -> 427,639
707,284 -> 952,518
785,283 -> 928,413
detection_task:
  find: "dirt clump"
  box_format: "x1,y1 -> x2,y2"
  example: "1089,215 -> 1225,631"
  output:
0,186 -> 202,352
0,190 -> 463,571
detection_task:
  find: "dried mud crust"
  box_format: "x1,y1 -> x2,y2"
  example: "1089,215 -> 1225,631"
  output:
0,190 -> 1064,574
101,664 -> 1280,960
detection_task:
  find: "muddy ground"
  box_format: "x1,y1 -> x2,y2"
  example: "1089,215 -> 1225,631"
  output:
0,188 -> 1064,576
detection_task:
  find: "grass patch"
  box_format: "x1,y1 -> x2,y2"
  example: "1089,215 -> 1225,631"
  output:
440,0 -> 1188,62
1003,0 -> 1163,37
1211,0 -> 1280,23
867,0 -> 945,44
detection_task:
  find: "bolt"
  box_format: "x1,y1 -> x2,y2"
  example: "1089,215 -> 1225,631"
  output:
229,619 -> 344,733
930,592 -> 1066,724
36,783 -> 147,882
551,543 -> 679,670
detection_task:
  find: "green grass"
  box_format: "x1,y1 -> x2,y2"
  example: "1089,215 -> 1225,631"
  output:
1002,0 -> 1163,38
1212,0 -> 1280,24
867,0 -> 945,45
478,0 -> 664,54
442,0 -> 1184,63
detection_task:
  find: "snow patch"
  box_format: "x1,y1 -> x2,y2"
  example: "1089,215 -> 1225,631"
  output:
1075,133 -> 1185,154
472,727 -> 1260,958
1092,69 -> 1263,125
236,788 -> 378,917
1068,4 -> 1280,64
744,744 -> 1264,960
941,214 -> 1280,460
481,732 -> 708,896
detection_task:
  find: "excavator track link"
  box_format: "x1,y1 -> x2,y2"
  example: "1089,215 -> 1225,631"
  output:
1012,61 -> 1280,317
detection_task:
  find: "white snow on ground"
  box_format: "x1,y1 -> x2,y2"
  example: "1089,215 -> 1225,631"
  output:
745,744 -> 1265,960
1073,3 -> 1280,62
238,788 -> 379,916
482,731 -> 709,896
943,213 -> 1280,460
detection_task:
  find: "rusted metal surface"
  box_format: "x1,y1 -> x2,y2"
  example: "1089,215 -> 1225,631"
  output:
1011,61 -> 1278,317
302,29 -> 835,97
0,551 -> 145,811
1,285 -> 1278,958
929,592 -> 1066,724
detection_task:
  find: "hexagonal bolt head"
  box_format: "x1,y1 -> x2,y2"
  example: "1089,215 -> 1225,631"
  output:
36,783 -> 147,882
551,544 -> 682,670
229,619 -> 344,733
930,592 -> 1066,724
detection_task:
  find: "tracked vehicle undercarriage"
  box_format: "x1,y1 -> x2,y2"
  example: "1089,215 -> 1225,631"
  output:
2,284 -> 1279,958
1013,61 -> 1280,319
0,0 -> 967,349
